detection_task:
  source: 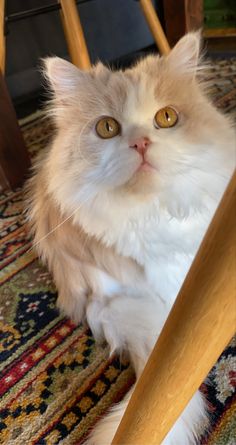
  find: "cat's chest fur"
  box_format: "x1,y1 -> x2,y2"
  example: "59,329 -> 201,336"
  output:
106,210 -> 208,302
77,197 -> 211,302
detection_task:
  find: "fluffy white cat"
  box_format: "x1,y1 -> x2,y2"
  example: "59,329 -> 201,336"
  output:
26,31 -> 235,444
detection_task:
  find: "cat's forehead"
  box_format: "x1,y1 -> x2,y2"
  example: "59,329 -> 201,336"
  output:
122,75 -> 157,124
98,68 -> 158,122
96,59 -> 186,123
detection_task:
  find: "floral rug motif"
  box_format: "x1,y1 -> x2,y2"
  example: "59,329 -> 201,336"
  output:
0,59 -> 236,444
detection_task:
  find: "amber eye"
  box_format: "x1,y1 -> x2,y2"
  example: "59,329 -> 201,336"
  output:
154,106 -> 179,129
95,117 -> 121,139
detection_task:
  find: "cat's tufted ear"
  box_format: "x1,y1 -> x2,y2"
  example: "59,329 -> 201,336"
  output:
167,31 -> 202,76
42,58 -> 111,126
43,57 -> 90,97
43,57 -> 111,98
92,62 -> 111,82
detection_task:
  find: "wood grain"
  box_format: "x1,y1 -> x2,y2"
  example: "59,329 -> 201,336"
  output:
0,0 -> 5,73
0,72 -> 30,189
59,0 -> 91,69
112,170 -> 236,445
185,0 -> 203,31
163,0 -> 203,46
204,28 -> 236,38
140,0 -> 170,55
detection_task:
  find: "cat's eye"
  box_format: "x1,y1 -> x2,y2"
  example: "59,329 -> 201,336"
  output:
154,106 -> 179,129
95,117 -> 121,139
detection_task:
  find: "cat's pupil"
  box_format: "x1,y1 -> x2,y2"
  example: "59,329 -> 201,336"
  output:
106,121 -> 112,132
165,111 -> 170,121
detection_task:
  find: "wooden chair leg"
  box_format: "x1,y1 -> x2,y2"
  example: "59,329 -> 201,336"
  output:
0,0 -> 30,190
112,171 -> 236,445
163,0 -> 203,47
59,0 -> 91,69
140,0 -> 170,54
0,0 -> 5,73
0,73 -> 31,189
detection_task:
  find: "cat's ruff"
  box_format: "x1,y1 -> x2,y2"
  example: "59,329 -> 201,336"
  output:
26,31 -> 235,445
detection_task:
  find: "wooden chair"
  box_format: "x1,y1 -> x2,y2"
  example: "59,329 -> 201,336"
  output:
59,0 -> 171,67
0,0 -> 30,189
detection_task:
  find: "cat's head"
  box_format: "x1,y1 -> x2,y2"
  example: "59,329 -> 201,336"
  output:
44,32 -> 231,216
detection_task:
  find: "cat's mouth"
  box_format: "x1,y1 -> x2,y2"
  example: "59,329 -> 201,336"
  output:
137,158 -> 158,173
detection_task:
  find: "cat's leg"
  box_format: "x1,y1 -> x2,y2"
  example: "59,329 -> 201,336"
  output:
50,251 -> 91,324
51,251 -> 125,326
84,295 -> 207,445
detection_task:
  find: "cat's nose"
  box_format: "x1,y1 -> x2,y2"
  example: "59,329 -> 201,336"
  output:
129,137 -> 151,156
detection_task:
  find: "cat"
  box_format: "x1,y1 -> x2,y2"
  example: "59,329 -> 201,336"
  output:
26,31 -> 235,444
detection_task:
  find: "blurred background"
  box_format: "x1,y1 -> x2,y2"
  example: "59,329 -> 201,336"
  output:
4,0 -> 236,117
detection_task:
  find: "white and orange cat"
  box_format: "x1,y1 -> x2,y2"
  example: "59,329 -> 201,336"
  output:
26,32 -> 235,444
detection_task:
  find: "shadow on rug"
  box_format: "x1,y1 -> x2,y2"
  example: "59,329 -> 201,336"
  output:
0,59 -> 236,445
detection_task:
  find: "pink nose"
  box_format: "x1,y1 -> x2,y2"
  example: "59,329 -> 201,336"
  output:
129,137 -> 151,156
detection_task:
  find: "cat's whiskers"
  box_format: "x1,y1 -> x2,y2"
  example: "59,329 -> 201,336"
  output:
27,208 -> 79,254
173,158 -> 226,178
171,159 -> 227,200
27,183 -> 100,254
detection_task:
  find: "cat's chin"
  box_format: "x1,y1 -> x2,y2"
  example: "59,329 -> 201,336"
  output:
137,161 -> 157,173
123,167 -> 160,196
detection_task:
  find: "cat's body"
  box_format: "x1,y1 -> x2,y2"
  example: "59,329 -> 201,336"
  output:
27,32 -> 235,444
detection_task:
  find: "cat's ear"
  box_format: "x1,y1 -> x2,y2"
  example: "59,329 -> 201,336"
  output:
167,31 -> 202,76
43,57 -> 110,97
43,57 -> 89,97
92,62 -> 111,82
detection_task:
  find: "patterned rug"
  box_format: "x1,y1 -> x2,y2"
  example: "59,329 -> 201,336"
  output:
0,58 -> 236,445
